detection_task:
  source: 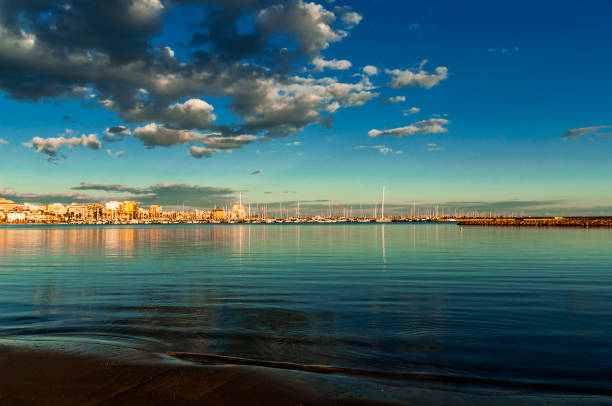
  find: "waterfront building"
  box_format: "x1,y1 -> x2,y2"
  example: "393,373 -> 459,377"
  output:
67,204 -> 90,220
6,212 -> 27,223
194,209 -> 209,220
105,201 -> 121,211
0,198 -> 16,211
121,201 -> 139,220
46,203 -> 67,215
211,207 -> 225,221
87,204 -> 105,221
231,204 -> 246,220
149,205 -> 162,219
23,203 -> 41,211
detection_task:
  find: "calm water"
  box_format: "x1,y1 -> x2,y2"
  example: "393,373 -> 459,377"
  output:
1,224 -> 612,393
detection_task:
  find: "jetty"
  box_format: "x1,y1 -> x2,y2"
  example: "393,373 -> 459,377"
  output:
456,217 -> 612,228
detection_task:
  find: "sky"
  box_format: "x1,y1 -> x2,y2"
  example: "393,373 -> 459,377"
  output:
0,0 -> 611,215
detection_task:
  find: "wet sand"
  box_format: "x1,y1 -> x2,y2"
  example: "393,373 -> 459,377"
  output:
1,342 -> 612,405
0,343 -> 407,406
0,344 -> 319,406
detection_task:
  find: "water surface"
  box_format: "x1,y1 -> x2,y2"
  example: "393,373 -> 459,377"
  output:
1,224 -> 611,394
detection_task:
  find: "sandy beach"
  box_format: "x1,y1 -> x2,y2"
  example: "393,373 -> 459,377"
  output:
0,342 -> 408,406
2,341 -> 612,406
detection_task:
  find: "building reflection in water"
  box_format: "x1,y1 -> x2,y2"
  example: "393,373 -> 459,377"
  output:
0,224 -> 455,370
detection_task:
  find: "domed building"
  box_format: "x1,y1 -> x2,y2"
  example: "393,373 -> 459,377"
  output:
231,204 -> 245,220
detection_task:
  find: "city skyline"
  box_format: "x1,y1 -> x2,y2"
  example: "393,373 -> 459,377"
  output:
1,1 -> 612,215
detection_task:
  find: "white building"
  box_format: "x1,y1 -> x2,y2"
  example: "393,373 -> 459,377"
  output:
7,212 -> 26,223
105,201 -> 121,211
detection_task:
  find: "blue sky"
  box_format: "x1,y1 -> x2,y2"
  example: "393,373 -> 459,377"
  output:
0,0 -> 611,214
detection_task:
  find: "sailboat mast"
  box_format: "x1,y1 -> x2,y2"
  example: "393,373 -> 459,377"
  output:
381,186 -> 385,218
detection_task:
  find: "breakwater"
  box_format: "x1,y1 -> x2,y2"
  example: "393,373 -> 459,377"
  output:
456,217 -> 612,228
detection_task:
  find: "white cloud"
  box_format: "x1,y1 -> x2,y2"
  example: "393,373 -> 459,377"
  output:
128,0 -> 164,24
362,65 -> 378,76
133,123 -> 258,152
385,61 -> 448,89
164,98 -> 216,127
352,145 -> 403,155
380,96 -> 406,103
287,141 -> 301,146
312,56 -> 352,71
341,11 -> 362,28
0,0 -> 375,151
199,134 -> 259,150
188,146 -> 217,159
403,107 -> 420,116
325,76 -> 379,107
160,46 -> 175,60
124,98 -> 216,130
134,123 -> 210,147
24,132 -> 102,159
368,118 -> 449,138
0,138 -> 7,145
256,0 -> 347,56
107,149 -> 125,158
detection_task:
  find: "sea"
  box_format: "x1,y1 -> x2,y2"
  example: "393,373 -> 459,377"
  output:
1,223 -> 612,401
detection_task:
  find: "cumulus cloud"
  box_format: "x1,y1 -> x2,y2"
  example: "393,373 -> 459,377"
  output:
368,118 -> 449,138
385,61 -> 448,89
106,149 -> 125,158
362,65 -> 378,76
340,10 -> 362,28
230,75 -> 379,137
188,146 -> 218,159
256,1 -> 348,57
0,0 -> 442,157
380,96 -> 406,103
24,133 -> 102,160
251,169 -> 263,175
128,0 -> 164,22
403,107 -> 420,115
103,126 -> 131,143
134,123 -> 208,147
0,138 -> 7,145
133,123 -> 258,154
286,141 -> 301,146
123,98 -> 217,130
312,56 -> 352,71
563,125 -> 612,140
352,145 -> 403,155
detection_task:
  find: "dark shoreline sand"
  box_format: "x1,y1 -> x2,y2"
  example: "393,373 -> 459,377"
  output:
2,342 -> 612,405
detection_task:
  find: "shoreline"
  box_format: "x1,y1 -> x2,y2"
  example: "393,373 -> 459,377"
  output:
0,219 -> 442,226
457,217 -> 612,228
2,217 -> 612,227
1,341 -> 612,405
